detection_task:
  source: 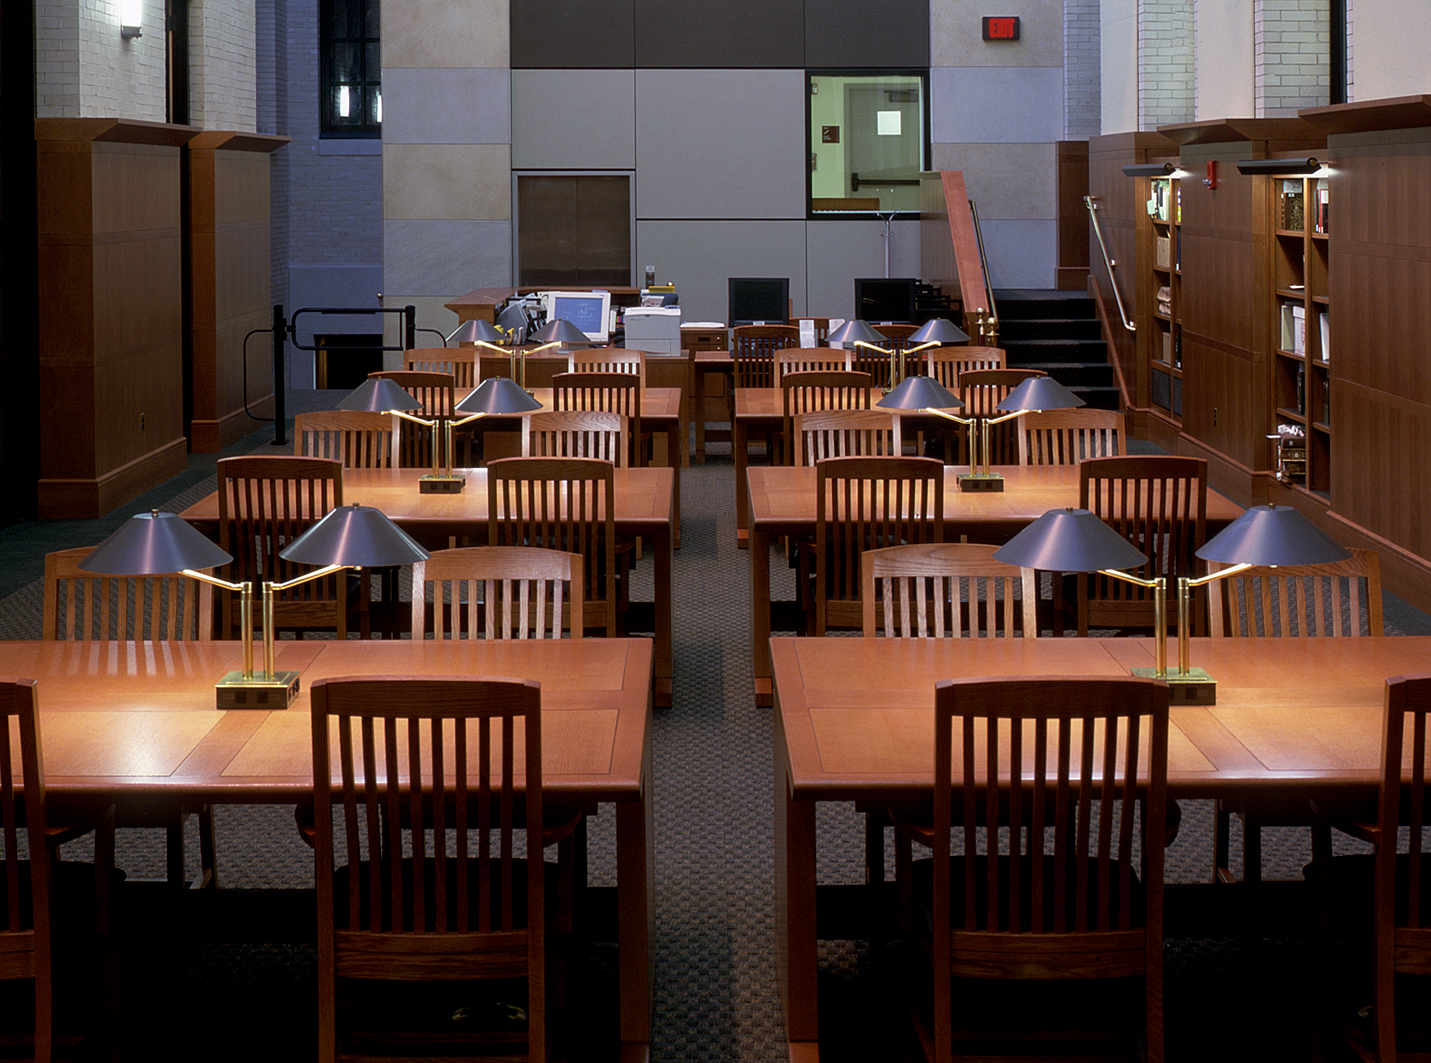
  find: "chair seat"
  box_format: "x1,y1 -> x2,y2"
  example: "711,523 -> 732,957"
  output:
1304,852 -> 1431,933
334,857 -> 563,937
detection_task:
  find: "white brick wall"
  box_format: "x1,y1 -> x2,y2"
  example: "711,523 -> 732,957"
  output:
191,0 -> 258,131
1345,0 -> 1355,101
1065,0 -> 1102,138
1139,0 -> 1195,130
1254,0 -> 1330,115
37,0 -> 166,119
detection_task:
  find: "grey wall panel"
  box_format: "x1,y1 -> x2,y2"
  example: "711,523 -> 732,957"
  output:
636,69 -> 807,220
634,0 -> 803,68
805,218 -> 924,321
384,218 -> 514,294
805,0 -> 930,69
636,220 -> 808,324
383,69 -> 511,145
511,0 -> 635,68
931,65 -> 1065,143
512,70 -> 637,169
977,219 -> 1057,289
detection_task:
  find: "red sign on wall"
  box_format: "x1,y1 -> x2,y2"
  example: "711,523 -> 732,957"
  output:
982,16 -> 1020,40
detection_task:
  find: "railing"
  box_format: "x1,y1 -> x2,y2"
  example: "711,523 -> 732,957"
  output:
1084,195 -> 1135,332
967,199 -> 999,344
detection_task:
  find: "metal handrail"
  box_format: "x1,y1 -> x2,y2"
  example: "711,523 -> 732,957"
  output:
966,199 -> 999,343
1084,195 -> 1135,332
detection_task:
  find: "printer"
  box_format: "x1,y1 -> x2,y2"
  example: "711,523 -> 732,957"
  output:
622,305 -> 683,357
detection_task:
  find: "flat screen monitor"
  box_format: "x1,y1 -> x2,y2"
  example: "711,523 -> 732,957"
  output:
543,290 -> 612,342
728,277 -> 790,326
854,277 -> 917,324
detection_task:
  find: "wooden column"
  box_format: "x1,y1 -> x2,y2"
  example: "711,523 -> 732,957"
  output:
35,119 -> 196,518
188,131 -> 289,452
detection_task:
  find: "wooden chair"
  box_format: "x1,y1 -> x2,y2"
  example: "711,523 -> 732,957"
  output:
861,542 -> 1037,640
1020,407 -> 1124,465
294,410 -> 400,469
523,410 -> 627,466
857,323 -> 919,386
42,548 -> 217,888
404,346 -> 478,388
776,347 -> 851,380
552,371 -> 645,468
1210,548 -> 1383,887
487,456 -> 620,638
780,371 -> 872,466
1078,455 -> 1208,637
793,409 -> 901,466
572,347 -> 646,386
369,370 -> 456,469
411,546 -> 584,641
1308,673 -> 1431,1063
956,368 -> 1048,466
923,345 -> 1005,390
311,675 -> 564,1062
479,352 -> 573,389
790,317 -> 834,345
808,456 -> 945,635
216,455 -> 349,640
730,324 -> 800,390
894,675 -> 1169,1063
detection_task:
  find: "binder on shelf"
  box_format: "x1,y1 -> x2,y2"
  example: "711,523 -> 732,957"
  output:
1291,305 -> 1306,356
1315,182 -> 1330,234
1281,180 -> 1305,230
1161,331 -> 1172,364
1155,236 -> 1171,269
1318,311 -> 1330,363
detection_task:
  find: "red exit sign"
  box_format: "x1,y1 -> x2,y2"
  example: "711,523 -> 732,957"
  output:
982,16 -> 1021,40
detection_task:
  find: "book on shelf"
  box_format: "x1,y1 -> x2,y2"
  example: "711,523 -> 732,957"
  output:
1282,304 -> 1307,354
1318,311 -> 1329,363
1315,182 -> 1330,234
1282,180 -> 1305,230
1155,235 -> 1171,269
1297,364 -> 1306,415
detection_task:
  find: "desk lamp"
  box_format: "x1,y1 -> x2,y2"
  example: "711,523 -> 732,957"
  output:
992,507 -> 1169,674
827,318 -> 899,388
902,317 -> 972,360
79,511 -> 270,709
441,375 -> 545,486
447,318 -> 508,351
876,375 -> 988,488
523,319 -> 589,388
340,377 -> 463,494
1167,504 -> 1352,704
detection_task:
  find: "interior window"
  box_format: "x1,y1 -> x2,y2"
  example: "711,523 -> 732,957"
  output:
808,71 -> 928,216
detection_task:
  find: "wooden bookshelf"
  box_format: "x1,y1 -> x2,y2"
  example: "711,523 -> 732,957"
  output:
1147,174 -> 1183,428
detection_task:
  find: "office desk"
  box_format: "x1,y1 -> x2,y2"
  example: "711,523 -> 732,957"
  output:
10,636 -> 654,1058
691,350 -> 733,465
182,466 -> 676,708
771,634 -> 1425,1061
745,464 -> 1244,704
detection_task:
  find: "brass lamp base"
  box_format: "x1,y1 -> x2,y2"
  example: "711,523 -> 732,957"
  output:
419,473 -> 467,494
216,670 -> 301,710
957,473 -> 1005,493
1132,665 -> 1217,705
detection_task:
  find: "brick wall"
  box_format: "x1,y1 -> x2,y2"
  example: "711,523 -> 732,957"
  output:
36,0 -> 165,119
1138,0 -> 1194,130
191,0 -> 258,131
1065,0 -> 1102,138
1254,0 -> 1329,116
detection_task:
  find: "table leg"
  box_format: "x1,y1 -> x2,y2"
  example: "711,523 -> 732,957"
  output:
667,422 -> 682,550
694,363 -> 708,465
751,524 -> 773,706
774,719 -> 820,1055
735,417 -> 750,549
653,522 -> 673,708
616,726 -> 654,1058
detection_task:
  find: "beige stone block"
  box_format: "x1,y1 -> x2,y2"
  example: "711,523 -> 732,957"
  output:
384,0 -> 508,68
379,295 -> 461,364
931,0 -> 1064,67
384,144 -> 511,221
931,142 -> 1057,220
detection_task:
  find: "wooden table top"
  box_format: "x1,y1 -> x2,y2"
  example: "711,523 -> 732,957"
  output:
8,638 -> 653,803
771,635 -> 1431,802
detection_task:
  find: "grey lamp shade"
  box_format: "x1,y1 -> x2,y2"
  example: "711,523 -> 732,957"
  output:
826,318 -> 886,347
338,377 -> 423,413
909,317 -> 971,345
449,319 -> 506,345
877,375 -> 963,411
455,376 -> 544,416
530,318 -> 588,345
1196,504 -> 1351,566
996,375 -> 1086,413
278,505 -> 430,567
994,508 -> 1149,572
80,511 -> 232,575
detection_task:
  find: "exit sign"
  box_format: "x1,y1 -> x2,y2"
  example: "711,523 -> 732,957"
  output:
982,16 -> 1020,40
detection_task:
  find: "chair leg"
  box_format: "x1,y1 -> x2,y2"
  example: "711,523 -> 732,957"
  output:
165,819 -> 187,887
1213,798 -> 1234,884
197,804 -> 219,889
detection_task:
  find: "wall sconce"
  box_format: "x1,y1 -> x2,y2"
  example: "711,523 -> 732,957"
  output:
119,0 -> 143,37
1236,157 -> 1321,175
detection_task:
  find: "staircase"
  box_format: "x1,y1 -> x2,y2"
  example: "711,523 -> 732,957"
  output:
992,289 -> 1120,411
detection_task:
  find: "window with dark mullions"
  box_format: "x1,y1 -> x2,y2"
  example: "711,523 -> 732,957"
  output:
320,0 -> 380,138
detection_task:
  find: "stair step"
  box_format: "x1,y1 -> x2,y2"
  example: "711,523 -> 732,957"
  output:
999,317 -> 1103,341
1015,361 -> 1115,388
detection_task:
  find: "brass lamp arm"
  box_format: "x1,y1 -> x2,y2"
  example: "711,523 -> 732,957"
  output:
1175,563 -> 1254,674
985,409 -> 1026,428
922,407 -> 976,428
184,569 -> 256,678
1101,569 -> 1169,676
180,569 -> 245,594
258,564 -> 350,680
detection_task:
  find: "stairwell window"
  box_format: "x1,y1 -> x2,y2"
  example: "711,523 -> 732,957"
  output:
808,71 -> 928,217
321,0 -> 381,138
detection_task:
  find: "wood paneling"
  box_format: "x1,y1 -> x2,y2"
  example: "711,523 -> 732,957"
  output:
1056,140 -> 1090,290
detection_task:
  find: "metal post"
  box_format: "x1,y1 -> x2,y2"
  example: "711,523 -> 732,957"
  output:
404,305 -> 416,352
271,304 -> 288,445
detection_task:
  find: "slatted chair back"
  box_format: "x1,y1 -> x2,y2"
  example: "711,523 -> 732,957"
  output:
216,455 -> 347,639
411,546 -> 583,641
524,409 -> 627,466
0,679 -> 54,1059
43,546 -> 214,641
404,346 -> 478,388
855,324 -> 919,386
369,370 -> 456,469
572,347 -> 646,387
487,456 -> 618,638
794,409 -> 902,466
478,352 -> 574,389
861,542 -> 1037,640
914,675 -> 1168,1062
552,371 -> 644,468
311,675 -> 547,1062
1079,455 -> 1208,636
781,371 -> 873,466
814,456 -> 945,635
1209,548 -> 1382,638
731,325 -> 800,389
294,410 -> 399,469
777,347 -> 852,379
924,345 -> 1006,389
958,368 -> 1049,466
1020,408 -> 1124,466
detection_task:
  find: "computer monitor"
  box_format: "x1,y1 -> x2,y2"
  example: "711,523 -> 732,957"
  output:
728,277 -> 790,326
854,277 -> 917,324
542,290 -> 612,342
